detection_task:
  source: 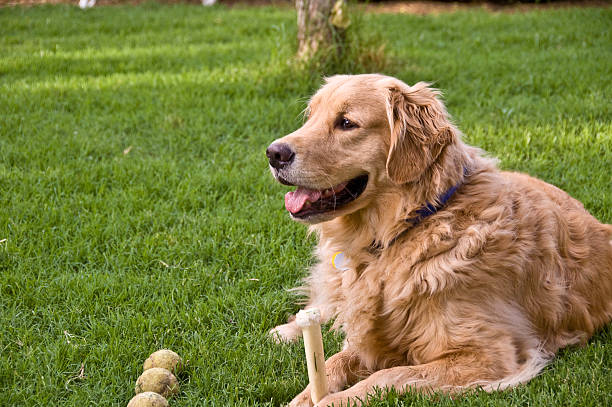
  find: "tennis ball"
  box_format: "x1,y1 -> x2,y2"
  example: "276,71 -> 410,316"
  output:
143,349 -> 183,374
135,368 -> 179,398
127,391 -> 168,407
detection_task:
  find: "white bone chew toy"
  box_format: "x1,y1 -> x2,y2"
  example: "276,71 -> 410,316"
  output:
295,308 -> 329,404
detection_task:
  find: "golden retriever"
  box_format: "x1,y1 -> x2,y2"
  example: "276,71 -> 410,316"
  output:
265,74 -> 612,407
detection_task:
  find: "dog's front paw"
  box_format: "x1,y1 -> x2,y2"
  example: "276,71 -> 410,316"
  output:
269,321 -> 302,344
316,387 -> 365,407
288,386 -> 313,407
316,393 -> 355,407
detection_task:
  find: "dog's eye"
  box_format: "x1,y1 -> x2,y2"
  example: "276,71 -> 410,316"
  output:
337,117 -> 357,130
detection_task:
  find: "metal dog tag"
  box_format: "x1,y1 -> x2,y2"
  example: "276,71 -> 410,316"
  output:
332,251 -> 350,271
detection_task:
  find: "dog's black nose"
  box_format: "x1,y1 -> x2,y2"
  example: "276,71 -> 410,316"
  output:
266,143 -> 295,169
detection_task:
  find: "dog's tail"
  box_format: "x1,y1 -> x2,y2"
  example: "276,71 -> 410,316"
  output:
468,347 -> 554,392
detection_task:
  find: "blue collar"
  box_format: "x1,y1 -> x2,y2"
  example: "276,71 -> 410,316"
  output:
406,180 -> 463,227
370,168 -> 468,252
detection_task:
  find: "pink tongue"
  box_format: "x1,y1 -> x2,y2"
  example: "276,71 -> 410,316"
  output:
285,188 -> 322,214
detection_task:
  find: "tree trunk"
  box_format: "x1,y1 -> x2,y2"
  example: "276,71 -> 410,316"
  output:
296,0 -> 335,59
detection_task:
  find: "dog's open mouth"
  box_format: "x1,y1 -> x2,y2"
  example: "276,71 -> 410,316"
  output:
284,174 -> 368,218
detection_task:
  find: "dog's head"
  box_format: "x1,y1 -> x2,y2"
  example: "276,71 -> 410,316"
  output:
266,74 -> 456,224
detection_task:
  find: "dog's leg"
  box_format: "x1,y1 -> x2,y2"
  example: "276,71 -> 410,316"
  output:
270,306 -> 335,343
289,349 -> 365,407
270,314 -> 302,343
316,350 -> 550,407
315,358 -> 464,407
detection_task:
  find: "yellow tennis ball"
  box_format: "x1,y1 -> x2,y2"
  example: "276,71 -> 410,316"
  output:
134,368 -> 179,398
127,391 -> 168,407
143,349 -> 183,374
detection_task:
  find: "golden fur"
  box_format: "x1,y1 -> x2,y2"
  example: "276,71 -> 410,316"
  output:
267,74 -> 612,406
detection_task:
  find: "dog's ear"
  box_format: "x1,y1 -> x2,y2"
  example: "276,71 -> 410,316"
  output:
385,81 -> 454,184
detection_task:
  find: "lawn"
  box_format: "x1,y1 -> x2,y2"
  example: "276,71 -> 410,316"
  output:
0,3 -> 610,406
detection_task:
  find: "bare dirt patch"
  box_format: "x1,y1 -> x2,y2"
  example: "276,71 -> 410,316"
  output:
367,1 -> 610,15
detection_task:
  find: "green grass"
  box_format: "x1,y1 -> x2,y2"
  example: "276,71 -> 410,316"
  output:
0,3 -> 611,406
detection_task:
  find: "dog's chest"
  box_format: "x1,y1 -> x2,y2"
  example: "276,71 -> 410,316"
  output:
318,244 -> 448,366
322,248 -> 403,319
